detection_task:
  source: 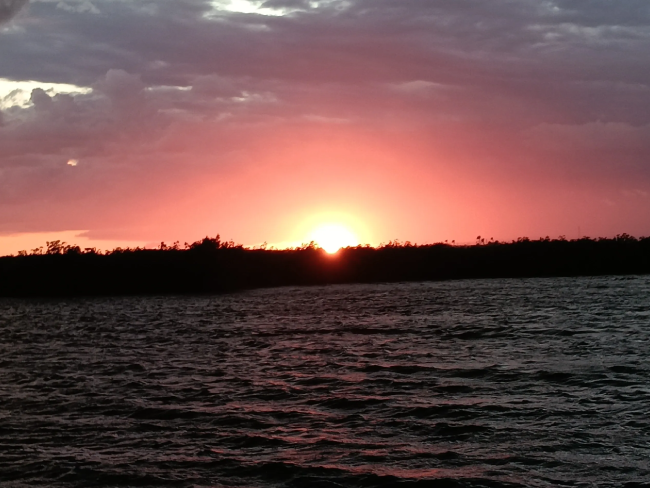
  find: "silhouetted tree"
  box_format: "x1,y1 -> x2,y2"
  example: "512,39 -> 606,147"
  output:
1,234 -> 649,297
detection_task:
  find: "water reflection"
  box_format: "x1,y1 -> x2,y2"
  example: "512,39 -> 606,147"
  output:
0,276 -> 649,487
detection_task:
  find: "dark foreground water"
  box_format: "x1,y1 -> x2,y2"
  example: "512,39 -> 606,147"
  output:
1,277 -> 649,488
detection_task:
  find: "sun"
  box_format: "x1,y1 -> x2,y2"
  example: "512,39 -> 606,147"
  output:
310,224 -> 359,254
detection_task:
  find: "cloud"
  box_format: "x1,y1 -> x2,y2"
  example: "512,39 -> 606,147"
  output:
56,1 -> 99,14
0,0 -> 27,24
0,78 -> 91,109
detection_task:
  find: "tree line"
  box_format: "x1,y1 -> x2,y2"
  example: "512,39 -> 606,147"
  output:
1,234 -> 648,296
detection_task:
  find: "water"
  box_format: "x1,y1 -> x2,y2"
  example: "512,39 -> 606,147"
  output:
1,276 -> 649,487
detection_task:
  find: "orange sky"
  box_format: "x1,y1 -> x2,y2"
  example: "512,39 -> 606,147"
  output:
1,1 -> 649,255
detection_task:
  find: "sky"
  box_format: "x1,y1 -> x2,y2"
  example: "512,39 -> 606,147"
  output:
1,0 -> 650,254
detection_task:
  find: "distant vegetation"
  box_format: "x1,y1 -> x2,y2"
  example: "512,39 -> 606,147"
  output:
1,234 -> 649,296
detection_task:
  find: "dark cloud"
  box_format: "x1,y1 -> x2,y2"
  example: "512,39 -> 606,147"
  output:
0,0 -> 27,24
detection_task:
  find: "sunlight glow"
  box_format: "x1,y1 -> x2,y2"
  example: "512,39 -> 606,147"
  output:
205,0 -> 351,18
0,78 -> 92,109
310,224 -> 359,253
207,0 -> 290,16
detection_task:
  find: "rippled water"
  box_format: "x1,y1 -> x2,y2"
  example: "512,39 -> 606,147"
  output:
1,276 -> 649,487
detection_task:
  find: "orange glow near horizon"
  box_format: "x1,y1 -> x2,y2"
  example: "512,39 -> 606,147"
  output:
309,223 -> 359,253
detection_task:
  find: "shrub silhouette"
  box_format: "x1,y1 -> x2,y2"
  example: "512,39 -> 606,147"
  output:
1,234 -> 649,297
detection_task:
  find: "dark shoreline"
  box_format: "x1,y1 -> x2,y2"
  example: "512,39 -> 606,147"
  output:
1,235 -> 649,297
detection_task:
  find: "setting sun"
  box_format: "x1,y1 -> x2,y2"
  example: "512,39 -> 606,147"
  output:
310,224 -> 359,254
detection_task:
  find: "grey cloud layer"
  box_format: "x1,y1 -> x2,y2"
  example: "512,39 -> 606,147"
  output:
0,1 -> 644,122
4,0 -> 649,120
